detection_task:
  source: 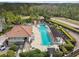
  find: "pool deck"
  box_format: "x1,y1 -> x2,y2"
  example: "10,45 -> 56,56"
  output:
31,25 -> 47,51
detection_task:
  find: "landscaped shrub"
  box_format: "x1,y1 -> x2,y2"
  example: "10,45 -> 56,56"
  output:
19,49 -> 49,57
64,40 -> 74,51
30,52 -> 45,57
25,18 -> 32,23
0,50 -> 16,57
41,51 -> 49,57
65,40 -> 74,47
64,44 -> 74,51
0,54 -> 7,57
6,50 -> 16,57
9,44 -> 18,51
32,49 -> 41,53
59,45 -> 69,54
53,50 -> 63,57
19,52 -> 27,57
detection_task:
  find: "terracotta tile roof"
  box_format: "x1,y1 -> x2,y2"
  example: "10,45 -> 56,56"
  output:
6,25 -> 32,37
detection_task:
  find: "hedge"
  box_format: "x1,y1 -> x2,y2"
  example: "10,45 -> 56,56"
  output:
0,54 -> 7,57
7,50 -> 16,57
59,27 -> 76,43
64,44 -> 74,51
19,49 -> 49,57
63,40 -> 74,51
59,45 -> 69,54
53,50 -> 63,57
65,40 -> 74,47
19,52 -> 28,57
9,44 -> 18,51
0,50 -> 16,57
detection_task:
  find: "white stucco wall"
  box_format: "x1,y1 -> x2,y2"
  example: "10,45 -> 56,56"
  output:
8,37 -> 25,45
0,17 -> 5,32
0,23 -> 3,32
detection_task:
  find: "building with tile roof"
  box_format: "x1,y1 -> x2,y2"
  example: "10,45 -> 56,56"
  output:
5,25 -> 32,46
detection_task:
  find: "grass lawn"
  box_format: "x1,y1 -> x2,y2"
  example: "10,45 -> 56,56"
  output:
0,51 -> 7,55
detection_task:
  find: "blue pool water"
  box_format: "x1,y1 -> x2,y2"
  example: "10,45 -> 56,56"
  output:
39,23 -> 52,46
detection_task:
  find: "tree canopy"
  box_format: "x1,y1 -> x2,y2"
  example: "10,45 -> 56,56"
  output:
19,49 -> 49,57
0,3 -> 79,21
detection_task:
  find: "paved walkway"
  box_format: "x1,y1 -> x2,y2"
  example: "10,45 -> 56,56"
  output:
16,40 -> 31,57
23,41 -> 31,52
66,29 -> 79,51
55,20 -> 79,28
16,49 -> 21,57
31,25 -> 47,51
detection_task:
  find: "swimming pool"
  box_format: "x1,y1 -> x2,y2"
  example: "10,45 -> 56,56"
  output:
39,23 -> 52,46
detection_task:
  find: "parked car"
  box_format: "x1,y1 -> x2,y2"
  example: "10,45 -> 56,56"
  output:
0,45 -> 6,51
